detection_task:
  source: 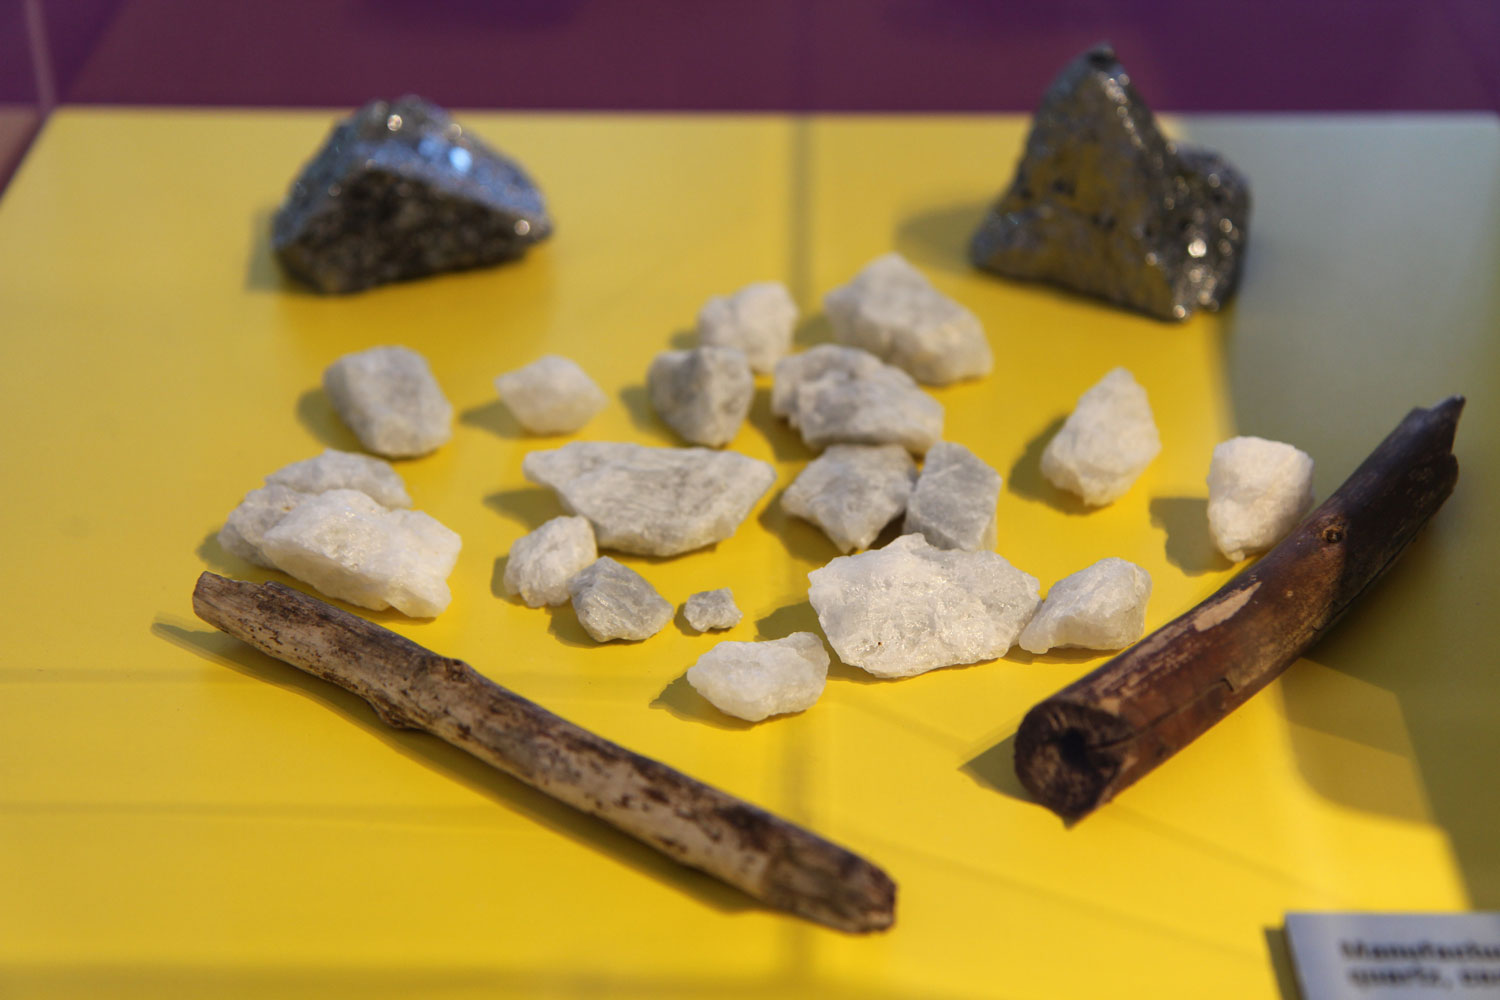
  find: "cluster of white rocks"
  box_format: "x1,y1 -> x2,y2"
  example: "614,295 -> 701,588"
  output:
324,346 -> 453,458
495,355 -> 608,435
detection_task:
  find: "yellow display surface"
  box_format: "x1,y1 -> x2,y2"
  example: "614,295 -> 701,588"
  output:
1,109 -> 1496,999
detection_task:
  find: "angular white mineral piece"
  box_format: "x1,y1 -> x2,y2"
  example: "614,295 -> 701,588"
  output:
823,252 -> 993,385
522,442 -> 776,556
685,632 -> 829,722
265,449 -> 412,508
1207,436 -> 1316,562
258,489 -> 462,617
683,588 -> 743,631
1017,557 -> 1153,654
808,533 -> 1040,678
771,344 -> 943,455
494,354 -> 609,435
502,515 -> 597,607
647,346 -> 754,447
782,444 -> 916,552
567,557 -> 673,642
903,441 -> 1002,551
218,483 -> 309,567
323,345 -> 453,458
696,281 -> 798,374
1040,367 -> 1161,506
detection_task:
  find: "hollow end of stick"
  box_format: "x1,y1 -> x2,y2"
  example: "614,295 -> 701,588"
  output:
1013,700 -> 1134,820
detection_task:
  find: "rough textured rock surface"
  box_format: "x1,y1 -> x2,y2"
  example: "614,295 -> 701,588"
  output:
1017,557 -> 1152,654
523,442 -> 775,556
219,484 -> 308,568
686,633 -> 829,722
683,588 -> 743,631
494,355 -> 608,435
824,253 -> 992,385
782,444 -> 916,552
772,345 -> 943,455
1207,436 -> 1316,561
567,557 -> 673,642
503,516 -> 598,607
903,441 -> 1001,551
1041,367 -> 1160,506
265,449 -> 412,509
970,45 -> 1250,321
273,96 -> 551,293
647,346 -> 754,447
696,281 -> 797,374
324,345 -> 453,458
808,533 -> 1040,678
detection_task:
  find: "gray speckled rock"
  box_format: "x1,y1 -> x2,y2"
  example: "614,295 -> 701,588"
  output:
772,345 -> 943,456
324,345 -> 453,458
903,442 -> 1001,551
568,557 -> 673,642
686,633 -> 829,722
1017,557 -> 1152,654
782,444 -> 916,552
647,346 -> 754,447
683,588 -> 743,631
503,515 -> 597,607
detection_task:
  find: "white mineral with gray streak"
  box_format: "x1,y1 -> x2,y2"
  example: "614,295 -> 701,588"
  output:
1207,436 -> 1316,562
686,632 -> 829,722
1041,367 -> 1161,506
823,252 -> 992,385
265,449 -> 412,508
522,442 -> 775,556
494,354 -> 608,435
503,516 -> 597,607
903,441 -> 1001,551
771,344 -> 943,455
647,345 -> 754,447
808,533 -> 1041,678
323,345 -> 453,457
696,281 -> 797,374
568,557 -> 673,642
1017,558 -> 1152,654
782,443 -> 916,552
683,588 -> 743,631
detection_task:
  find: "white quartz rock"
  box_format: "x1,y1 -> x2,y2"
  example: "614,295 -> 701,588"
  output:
647,346 -> 754,447
503,516 -> 597,607
696,281 -> 797,374
265,449 -> 412,508
683,588 -> 743,631
1207,436 -> 1316,562
568,557 -> 673,642
219,484 -> 309,567
823,252 -> 992,385
495,354 -> 608,435
1017,558 -> 1152,654
522,442 -> 775,556
903,441 -> 1001,551
686,632 -> 829,722
323,345 -> 453,458
808,533 -> 1041,678
772,344 -> 943,455
1041,367 -> 1161,506
258,489 -> 462,617
782,444 -> 916,552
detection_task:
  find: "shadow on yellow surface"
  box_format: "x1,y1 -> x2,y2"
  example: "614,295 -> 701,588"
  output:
1148,496 -> 1234,577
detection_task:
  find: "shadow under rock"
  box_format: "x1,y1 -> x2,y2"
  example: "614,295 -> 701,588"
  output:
460,399 -> 526,440
668,328 -> 695,350
1008,415 -> 1093,516
757,486 -> 839,563
619,384 -> 669,439
792,313 -> 831,350
959,732 -> 1034,805
197,528 -> 244,576
296,388 -> 362,451
893,199 -> 991,276
651,674 -> 755,731
483,488 -> 564,531
1149,496 -> 1234,576
746,386 -> 812,463
245,206 -> 316,296
543,602 -> 597,648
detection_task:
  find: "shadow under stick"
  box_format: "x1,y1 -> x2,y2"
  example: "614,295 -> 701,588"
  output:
1015,396 -> 1464,819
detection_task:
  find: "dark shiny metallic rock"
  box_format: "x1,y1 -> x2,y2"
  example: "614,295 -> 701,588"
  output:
273,96 -> 551,294
969,46 -> 1249,321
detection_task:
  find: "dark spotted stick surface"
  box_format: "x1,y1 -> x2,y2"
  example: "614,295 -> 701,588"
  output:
192,572 -> 895,933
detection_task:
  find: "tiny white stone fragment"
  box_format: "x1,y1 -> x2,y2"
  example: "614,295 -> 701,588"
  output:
494,354 -> 608,435
903,441 -> 1002,551
503,516 -> 597,607
823,252 -> 993,385
219,484 -> 308,567
266,449 -> 412,508
568,557 -> 673,642
696,281 -> 798,374
647,346 -> 754,447
782,444 -> 916,552
1041,367 -> 1161,505
1017,557 -> 1153,654
1207,436 -> 1316,561
772,344 -> 943,455
683,588 -> 743,631
323,345 -> 453,457
808,533 -> 1041,678
686,632 -> 829,721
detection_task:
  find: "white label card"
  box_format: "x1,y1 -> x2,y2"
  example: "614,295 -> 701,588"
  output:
1286,912 -> 1500,999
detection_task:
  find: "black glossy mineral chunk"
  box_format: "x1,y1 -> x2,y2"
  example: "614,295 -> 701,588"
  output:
969,46 -> 1249,321
273,96 -> 552,294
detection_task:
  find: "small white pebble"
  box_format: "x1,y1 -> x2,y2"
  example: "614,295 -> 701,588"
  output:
686,633 -> 829,721
1041,367 -> 1161,505
503,516 -> 597,607
683,588 -> 743,631
1017,558 -> 1152,654
494,354 -> 608,435
647,346 -> 754,447
568,557 -> 673,642
772,344 -> 943,455
323,345 -> 453,458
696,281 -> 797,374
782,443 -> 916,552
1207,436 -> 1315,561
903,441 -> 1001,551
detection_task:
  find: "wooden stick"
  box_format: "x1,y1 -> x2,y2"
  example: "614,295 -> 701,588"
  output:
1014,396 -> 1464,820
192,572 -> 896,933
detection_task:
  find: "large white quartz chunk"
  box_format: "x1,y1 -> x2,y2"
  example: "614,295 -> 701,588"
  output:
522,442 -> 775,556
494,354 -> 608,435
567,557 -> 673,642
823,252 -> 992,385
696,281 -> 797,374
1041,367 -> 1161,506
258,489 -> 462,617
1017,558 -> 1152,654
647,346 -> 754,447
808,533 -> 1041,678
903,441 -> 1001,551
686,632 -> 829,722
323,345 -> 453,458
782,444 -> 916,552
502,515 -> 597,607
771,344 -> 943,455
265,449 -> 412,508
1207,436 -> 1315,562
683,588 -> 742,631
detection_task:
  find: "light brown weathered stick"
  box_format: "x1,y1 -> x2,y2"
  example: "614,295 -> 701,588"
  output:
1015,396 -> 1463,819
193,572 -> 895,933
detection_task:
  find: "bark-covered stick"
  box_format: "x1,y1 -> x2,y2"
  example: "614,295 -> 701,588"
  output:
192,572 -> 896,933
1015,396 -> 1464,820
